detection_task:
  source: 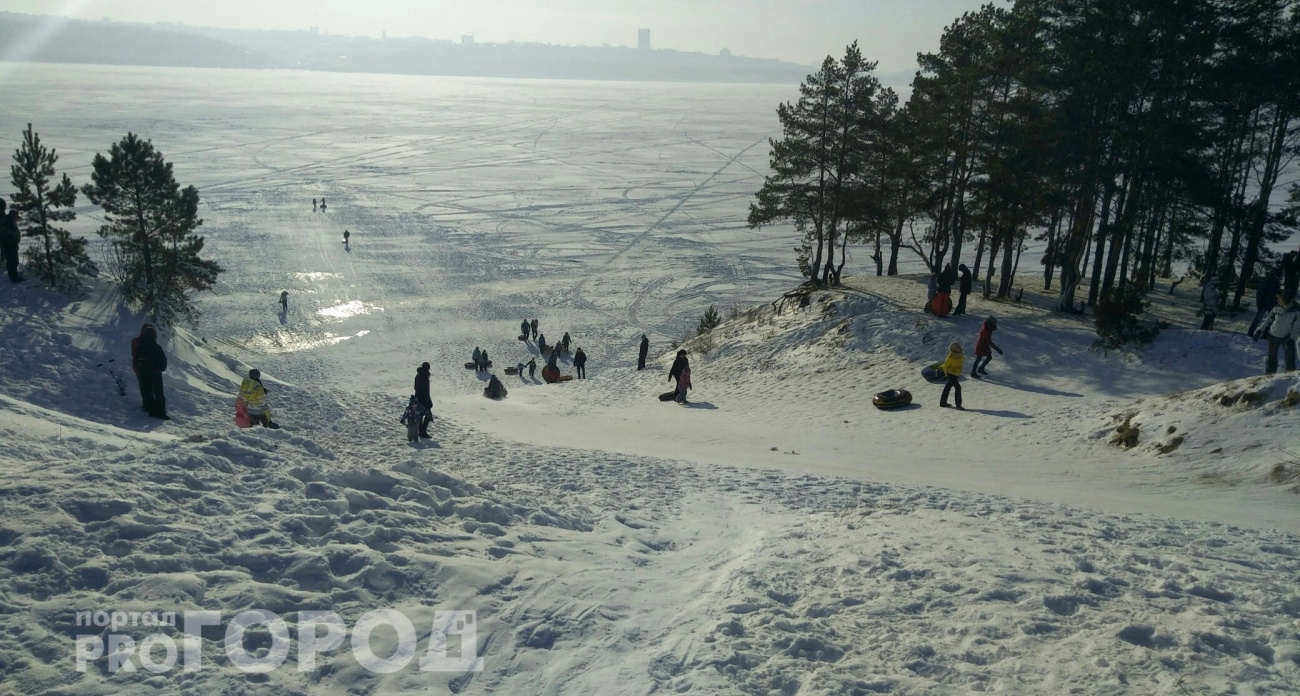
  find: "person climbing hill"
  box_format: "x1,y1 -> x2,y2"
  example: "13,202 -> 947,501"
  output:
132,324 -> 169,420
971,317 -> 1004,379
940,342 -> 965,410
669,349 -> 688,385
574,347 -> 588,379
239,369 -> 279,428
399,395 -> 426,443
414,362 -> 433,438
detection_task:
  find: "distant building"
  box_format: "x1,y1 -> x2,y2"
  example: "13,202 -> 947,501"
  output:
638,28 -> 650,50
720,47 -> 732,57
462,34 -> 474,46
309,26 -> 319,35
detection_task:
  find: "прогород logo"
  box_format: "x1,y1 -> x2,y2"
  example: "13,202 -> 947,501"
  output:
74,609 -> 481,675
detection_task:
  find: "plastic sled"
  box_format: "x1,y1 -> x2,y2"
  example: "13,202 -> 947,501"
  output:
921,363 -> 947,382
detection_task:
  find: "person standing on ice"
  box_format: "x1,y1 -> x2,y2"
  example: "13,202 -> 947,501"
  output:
638,334 -> 649,370
1199,279 -> 1219,331
954,264 -> 973,316
939,342 -> 965,410
530,319 -> 539,340
970,317 -> 1003,379
1248,270 -> 1280,339
414,362 -> 433,438
239,369 -> 279,428
0,200 -> 22,283
320,197 -> 327,212
132,324 -> 169,420
1257,291 -> 1299,374
574,347 -> 588,379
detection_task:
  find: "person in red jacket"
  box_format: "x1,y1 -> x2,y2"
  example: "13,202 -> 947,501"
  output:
971,316 -> 1004,379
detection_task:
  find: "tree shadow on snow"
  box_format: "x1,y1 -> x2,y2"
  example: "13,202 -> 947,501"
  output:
981,379 -> 1081,397
965,408 -> 1032,419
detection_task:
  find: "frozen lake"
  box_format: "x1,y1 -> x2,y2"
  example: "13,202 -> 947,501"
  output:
2,62 -> 813,391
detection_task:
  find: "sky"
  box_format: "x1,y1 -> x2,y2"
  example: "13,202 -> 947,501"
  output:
0,0 -> 990,71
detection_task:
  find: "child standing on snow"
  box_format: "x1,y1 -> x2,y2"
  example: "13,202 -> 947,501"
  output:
675,365 -> 692,404
970,317 -> 1004,379
399,395 -> 425,442
940,342 -> 965,410
527,358 -> 537,380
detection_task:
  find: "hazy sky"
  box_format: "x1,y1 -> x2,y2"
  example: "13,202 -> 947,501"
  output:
0,0 -> 989,71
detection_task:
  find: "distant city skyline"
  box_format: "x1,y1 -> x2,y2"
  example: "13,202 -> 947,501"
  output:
0,0 -> 987,71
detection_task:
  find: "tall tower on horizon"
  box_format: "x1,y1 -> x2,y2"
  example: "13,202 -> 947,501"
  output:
638,28 -> 651,50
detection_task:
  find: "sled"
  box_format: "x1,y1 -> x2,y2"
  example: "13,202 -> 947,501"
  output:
558,375 -> 574,382
873,389 -> 913,409
921,363 -> 947,382
483,388 -> 508,399
235,397 -> 252,428
658,391 -> 677,402
465,361 -> 494,370
541,366 -> 561,383
518,335 -> 528,341
504,366 -> 520,375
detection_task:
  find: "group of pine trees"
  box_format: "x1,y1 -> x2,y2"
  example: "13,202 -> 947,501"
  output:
752,0 -> 1300,313
9,125 -> 221,324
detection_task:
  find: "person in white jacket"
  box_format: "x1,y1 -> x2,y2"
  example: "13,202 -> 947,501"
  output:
1199,280 -> 1219,331
1255,291 -> 1299,374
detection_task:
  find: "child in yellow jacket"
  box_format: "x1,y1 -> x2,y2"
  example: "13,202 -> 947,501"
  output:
940,342 -> 965,410
238,369 -> 280,429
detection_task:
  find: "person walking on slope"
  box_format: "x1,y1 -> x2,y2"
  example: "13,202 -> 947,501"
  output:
530,319 -> 539,340
574,347 -> 588,379
472,347 -> 484,373
561,332 -> 572,353
935,263 -> 956,318
313,198 -> 318,212
279,291 -> 289,313
414,362 -> 433,438
1248,271 -> 1281,339
527,357 -> 537,380
0,200 -> 22,283
239,369 -> 280,428
939,342 -> 965,410
132,324 -> 170,420
955,264 -> 973,316
521,319 -> 531,341
668,349 -> 690,403
638,334 -> 649,370
399,395 -> 425,443
1199,279 -> 1219,331
970,317 -> 1003,378
1255,291 -> 1299,374
675,364 -> 692,404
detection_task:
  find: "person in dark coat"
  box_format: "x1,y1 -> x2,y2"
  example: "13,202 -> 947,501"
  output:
414,362 -> 433,438
668,349 -> 688,384
954,264 -> 973,316
484,374 -> 507,399
1248,271 -> 1281,339
0,200 -> 22,283
574,348 -> 588,379
638,334 -> 649,370
935,263 -> 956,318
521,319 -> 531,340
132,325 -> 169,420
530,319 -> 539,340
527,358 -> 537,380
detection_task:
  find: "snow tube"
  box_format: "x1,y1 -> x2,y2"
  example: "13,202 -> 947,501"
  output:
464,361 -> 493,370
872,389 -> 913,409
504,366 -> 520,375
483,387 -> 508,399
541,366 -> 561,383
921,363 -> 947,382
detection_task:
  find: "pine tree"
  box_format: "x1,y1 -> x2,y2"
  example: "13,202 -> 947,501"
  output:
9,123 -> 94,291
82,133 -> 222,326
697,305 -> 722,335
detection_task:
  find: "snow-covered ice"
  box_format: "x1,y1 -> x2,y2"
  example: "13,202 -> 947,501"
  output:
1,64 -> 1298,695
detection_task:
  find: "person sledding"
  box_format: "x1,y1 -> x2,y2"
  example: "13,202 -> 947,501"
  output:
484,374 -> 508,399
238,369 -> 280,428
970,317 -> 1004,379
399,395 -> 429,443
939,343 -> 965,410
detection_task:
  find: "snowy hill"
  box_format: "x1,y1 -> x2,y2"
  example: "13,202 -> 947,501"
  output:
3,275 -> 1298,696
